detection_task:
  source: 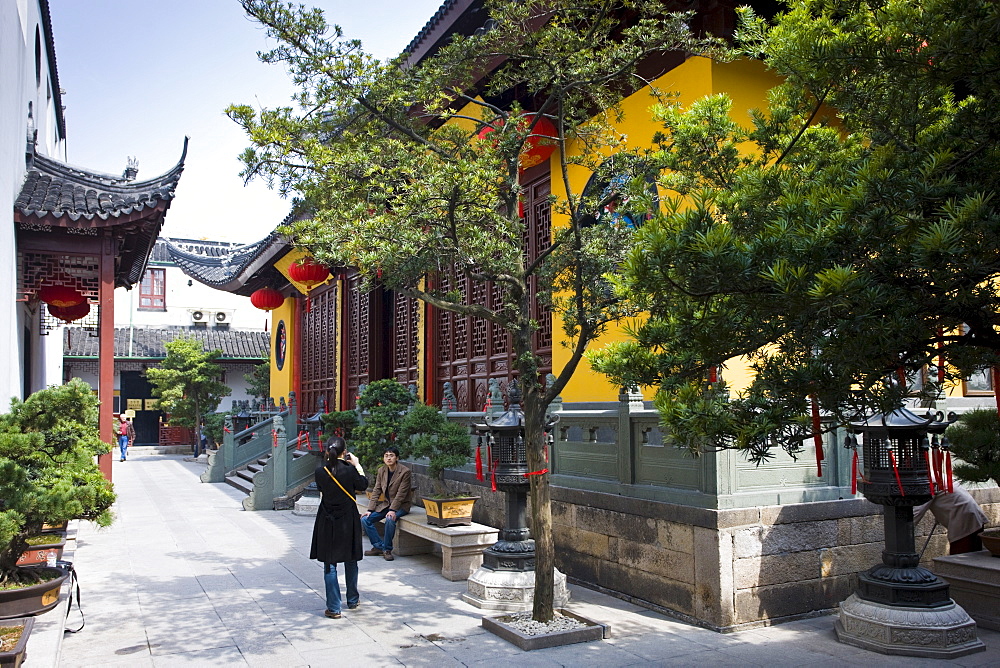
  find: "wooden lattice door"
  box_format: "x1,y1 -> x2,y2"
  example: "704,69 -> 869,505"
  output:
391,292 -> 420,387
299,282 -> 338,416
432,169 -> 553,411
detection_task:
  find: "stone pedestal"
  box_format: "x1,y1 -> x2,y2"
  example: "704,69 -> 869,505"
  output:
293,495 -> 319,516
462,566 -> 569,612
835,594 -> 984,658
933,550 -> 1000,631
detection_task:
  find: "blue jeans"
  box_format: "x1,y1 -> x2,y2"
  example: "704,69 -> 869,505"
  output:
361,508 -> 408,552
324,561 -> 358,613
119,434 -> 128,460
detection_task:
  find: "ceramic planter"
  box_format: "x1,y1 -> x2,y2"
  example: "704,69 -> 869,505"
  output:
16,534 -> 67,567
0,567 -> 70,619
0,617 -> 34,668
982,528 -> 1000,557
422,496 -> 478,527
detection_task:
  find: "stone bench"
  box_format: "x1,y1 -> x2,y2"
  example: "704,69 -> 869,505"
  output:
355,499 -> 498,581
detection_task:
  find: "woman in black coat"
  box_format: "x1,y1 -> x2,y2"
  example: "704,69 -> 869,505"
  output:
310,436 -> 368,618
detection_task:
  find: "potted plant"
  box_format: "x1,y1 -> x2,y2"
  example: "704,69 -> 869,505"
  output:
0,616 -> 33,668
0,379 -> 116,620
15,532 -> 67,567
400,403 -> 475,526
945,409 -> 1000,555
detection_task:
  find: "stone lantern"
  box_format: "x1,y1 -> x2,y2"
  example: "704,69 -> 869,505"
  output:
836,408 -> 984,657
233,401 -> 253,434
462,382 -> 570,611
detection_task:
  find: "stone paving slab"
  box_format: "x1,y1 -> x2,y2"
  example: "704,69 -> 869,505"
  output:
18,451 -> 999,667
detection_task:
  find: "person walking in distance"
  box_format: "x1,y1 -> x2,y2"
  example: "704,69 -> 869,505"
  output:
361,446 -> 413,561
118,415 -> 135,462
310,437 -> 368,619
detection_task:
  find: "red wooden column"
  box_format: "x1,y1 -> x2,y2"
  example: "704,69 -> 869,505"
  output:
97,232 -> 115,480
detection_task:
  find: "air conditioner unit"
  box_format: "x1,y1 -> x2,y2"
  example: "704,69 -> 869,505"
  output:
190,309 -> 207,324
214,310 -> 234,325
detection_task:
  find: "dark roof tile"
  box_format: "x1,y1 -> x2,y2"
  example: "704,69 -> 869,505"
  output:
63,326 -> 269,360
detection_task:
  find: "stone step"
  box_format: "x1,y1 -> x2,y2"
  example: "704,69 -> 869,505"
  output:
225,474 -> 254,495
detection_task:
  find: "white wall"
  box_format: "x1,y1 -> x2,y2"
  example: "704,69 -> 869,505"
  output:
2,0 -> 68,405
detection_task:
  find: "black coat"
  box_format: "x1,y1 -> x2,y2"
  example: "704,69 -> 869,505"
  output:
310,459 -> 368,564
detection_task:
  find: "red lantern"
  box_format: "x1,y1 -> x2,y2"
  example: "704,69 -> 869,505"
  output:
476,114 -> 558,170
520,114 -> 558,169
48,301 -> 90,323
287,257 -> 331,313
38,284 -> 85,308
250,287 -> 285,311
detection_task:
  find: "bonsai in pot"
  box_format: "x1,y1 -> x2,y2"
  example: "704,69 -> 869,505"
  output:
945,408 -> 1000,555
400,403 -> 475,526
0,379 -> 116,619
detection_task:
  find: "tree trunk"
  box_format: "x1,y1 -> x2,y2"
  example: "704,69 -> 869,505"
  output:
522,375 -> 555,622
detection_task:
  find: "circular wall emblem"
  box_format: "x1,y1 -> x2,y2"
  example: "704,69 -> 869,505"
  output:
275,320 -> 287,371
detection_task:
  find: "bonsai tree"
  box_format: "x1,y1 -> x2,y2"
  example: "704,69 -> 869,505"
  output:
320,410 -> 359,441
352,380 -> 413,474
399,403 -> 472,498
946,409 -> 1000,487
0,379 -> 116,585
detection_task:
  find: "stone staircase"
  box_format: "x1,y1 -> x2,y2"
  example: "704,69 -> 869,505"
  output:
224,449 -> 314,498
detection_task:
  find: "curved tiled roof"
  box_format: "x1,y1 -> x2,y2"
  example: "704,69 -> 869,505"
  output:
164,234 -> 279,285
162,206 -> 311,296
63,325 -> 269,360
15,137 -> 187,224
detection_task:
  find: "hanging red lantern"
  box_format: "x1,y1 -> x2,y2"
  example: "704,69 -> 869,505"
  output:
38,284 -> 85,308
520,113 -> 558,169
287,257 -> 331,313
250,287 -> 285,311
48,301 -> 90,323
476,114 -> 558,170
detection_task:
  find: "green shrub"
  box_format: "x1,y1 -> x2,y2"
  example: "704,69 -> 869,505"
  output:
0,379 -> 115,585
400,403 -> 471,497
947,408 -> 1000,487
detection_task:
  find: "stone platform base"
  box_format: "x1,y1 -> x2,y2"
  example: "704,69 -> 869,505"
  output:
835,594 -> 985,658
293,496 -> 319,516
933,550 -> 1000,631
462,566 -> 569,612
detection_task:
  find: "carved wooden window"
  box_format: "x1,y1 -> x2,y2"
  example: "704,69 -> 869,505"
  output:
299,283 -> 337,416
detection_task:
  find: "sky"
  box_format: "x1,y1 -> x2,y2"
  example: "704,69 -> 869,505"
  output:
47,0 -> 439,244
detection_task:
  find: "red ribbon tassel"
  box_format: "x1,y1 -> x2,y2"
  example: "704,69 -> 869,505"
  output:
475,443 -> 484,481
924,450 -> 936,496
851,450 -> 859,495
935,448 -> 946,494
946,450 -> 953,493
810,395 -> 824,477
272,429 -> 278,449
888,449 -> 905,496
525,468 -> 549,476
490,459 -> 498,492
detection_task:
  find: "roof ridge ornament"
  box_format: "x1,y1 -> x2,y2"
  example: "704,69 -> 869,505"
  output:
122,156 -> 139,181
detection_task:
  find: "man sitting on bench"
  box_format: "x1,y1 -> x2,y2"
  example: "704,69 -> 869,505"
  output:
361,447 -> 413,561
